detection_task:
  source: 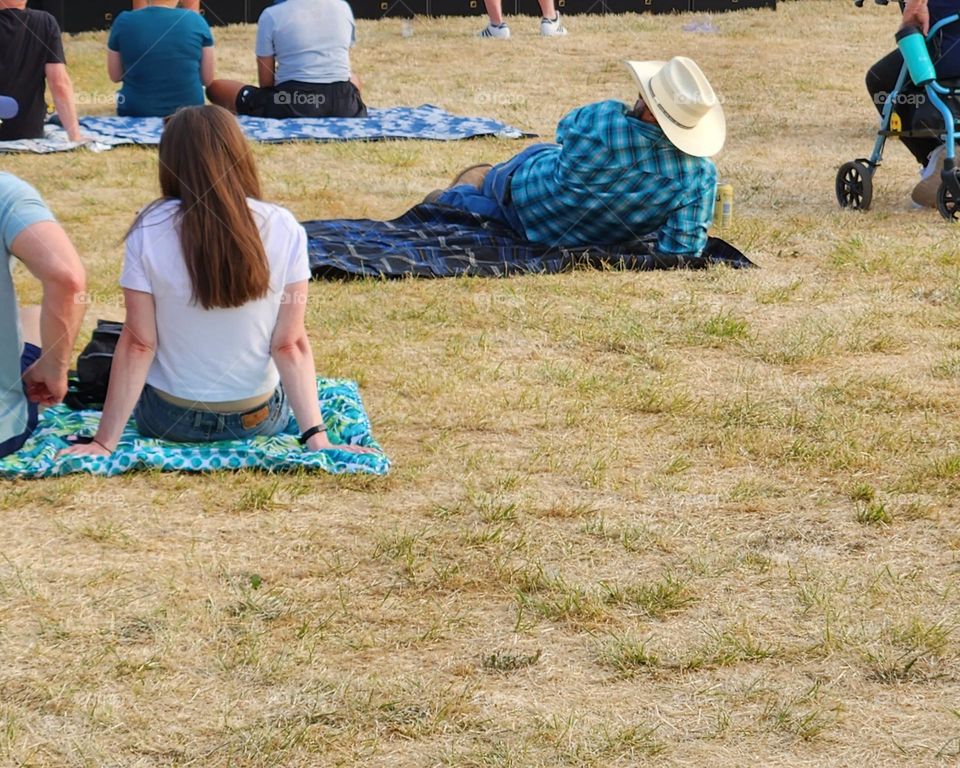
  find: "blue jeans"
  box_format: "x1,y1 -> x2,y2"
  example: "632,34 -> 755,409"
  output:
0,343 -> 42,457
134,384 -> 291,442
435,143 -> 558,234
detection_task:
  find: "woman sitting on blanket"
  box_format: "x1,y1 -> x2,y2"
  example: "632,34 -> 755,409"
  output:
62,105 -> 371,458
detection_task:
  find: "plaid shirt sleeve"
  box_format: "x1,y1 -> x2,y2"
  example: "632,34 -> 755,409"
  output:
555,100 -> 629,148
655,162 -> 717,257
554,103 -> 586,144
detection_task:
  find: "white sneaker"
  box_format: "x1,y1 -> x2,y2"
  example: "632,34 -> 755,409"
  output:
911,144 -> 950,208
540,12 -> 567,36
478,22 -> 510,38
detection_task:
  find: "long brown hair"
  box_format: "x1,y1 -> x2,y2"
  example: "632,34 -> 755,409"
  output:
134,105 -> 270,309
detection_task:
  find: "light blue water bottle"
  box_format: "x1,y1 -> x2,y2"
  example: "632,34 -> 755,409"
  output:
896,25 -> 937,86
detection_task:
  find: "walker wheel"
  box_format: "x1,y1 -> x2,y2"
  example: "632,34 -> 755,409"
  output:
836,161 -> 873,211
937,178 -> 960,222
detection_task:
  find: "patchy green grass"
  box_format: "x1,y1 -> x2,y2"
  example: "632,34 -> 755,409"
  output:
4,2 -> 960,766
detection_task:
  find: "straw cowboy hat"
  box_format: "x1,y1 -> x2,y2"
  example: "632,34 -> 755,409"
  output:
625,57 -> 725,157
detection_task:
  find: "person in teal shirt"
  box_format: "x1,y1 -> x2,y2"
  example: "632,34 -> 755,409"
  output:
107,0 -> 215,118
0,172 -> 86,457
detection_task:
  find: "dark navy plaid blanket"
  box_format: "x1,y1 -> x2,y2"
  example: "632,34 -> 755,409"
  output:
304,204 -> 754,279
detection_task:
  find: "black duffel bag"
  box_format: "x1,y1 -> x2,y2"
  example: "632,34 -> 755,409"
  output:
64,320 -> 123,411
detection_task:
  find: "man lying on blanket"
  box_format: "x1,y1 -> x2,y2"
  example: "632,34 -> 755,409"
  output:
426,57 -> 725,260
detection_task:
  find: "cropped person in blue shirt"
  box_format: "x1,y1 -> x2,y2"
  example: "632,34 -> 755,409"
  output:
425,57 -> 724,260
866,0 -> 960,207
108,0 -> 215,118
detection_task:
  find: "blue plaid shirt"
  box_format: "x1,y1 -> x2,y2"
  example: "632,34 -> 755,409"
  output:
510,100 -> 718,256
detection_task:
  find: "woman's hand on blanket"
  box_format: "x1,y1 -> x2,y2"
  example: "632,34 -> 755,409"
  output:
306,433 -> 378,454
68,132 -> 94,145
57,434 -> 113,458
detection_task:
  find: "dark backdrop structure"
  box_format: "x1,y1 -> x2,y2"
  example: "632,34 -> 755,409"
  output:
29,0 -> 774,31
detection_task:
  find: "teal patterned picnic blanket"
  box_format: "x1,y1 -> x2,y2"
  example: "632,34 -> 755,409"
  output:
0,379 -> 389,478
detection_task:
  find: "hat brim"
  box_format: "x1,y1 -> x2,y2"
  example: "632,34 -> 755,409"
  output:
624,60 -> 726,158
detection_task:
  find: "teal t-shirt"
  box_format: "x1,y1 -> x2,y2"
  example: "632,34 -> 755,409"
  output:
0,173 -> 55,445
108,7 -> 214,118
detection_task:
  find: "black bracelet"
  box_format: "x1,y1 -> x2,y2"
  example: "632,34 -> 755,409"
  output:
298,425 -> 326,445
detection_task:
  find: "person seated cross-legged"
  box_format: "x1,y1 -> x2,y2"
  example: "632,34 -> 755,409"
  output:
426,57 -> 724,262
108,0 -> 215,118
60,106 -> 373,459
206,0 -> 366,119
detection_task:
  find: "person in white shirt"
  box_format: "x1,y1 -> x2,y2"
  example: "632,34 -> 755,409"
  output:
206,0 -> 366,119
61,105 -> 372,457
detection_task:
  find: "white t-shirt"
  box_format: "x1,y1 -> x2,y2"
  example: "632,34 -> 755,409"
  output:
255,0 -> 356,85
120,198 -> 312,402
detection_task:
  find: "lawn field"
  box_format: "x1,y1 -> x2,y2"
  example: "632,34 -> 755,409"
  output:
4,1 -> 960,765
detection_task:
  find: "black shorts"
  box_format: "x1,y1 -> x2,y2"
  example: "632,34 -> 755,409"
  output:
235,80 -> 367,119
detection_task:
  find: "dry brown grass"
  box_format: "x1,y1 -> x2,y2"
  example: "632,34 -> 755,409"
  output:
4,1 -> 960,765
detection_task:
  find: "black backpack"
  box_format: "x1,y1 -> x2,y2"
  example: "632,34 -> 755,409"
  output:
65,320 -> 123,411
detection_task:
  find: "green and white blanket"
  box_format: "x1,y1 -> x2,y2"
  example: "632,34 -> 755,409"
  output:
0,379 -> 389,478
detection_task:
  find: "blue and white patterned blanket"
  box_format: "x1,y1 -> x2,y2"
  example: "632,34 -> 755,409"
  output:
0,106 -> 531,154
0,379 -> 389,478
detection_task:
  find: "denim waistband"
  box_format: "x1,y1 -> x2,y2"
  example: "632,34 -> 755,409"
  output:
139,384 -> 282,433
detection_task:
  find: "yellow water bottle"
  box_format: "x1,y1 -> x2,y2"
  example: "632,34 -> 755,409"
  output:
714,183 -> 733,229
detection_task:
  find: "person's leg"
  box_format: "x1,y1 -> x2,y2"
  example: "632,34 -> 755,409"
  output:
866,49 -> 938,164
206,80 -> 248,114
452,164 -> 493,189
424,164 -> 493,204
484,0 -> 504,25
537,0 -> 557,19
434,183 -> 512,224
479,0 -> 510,37
866,49 -> 903,115
430,144 -> 555,229
537,0 -> 566,35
